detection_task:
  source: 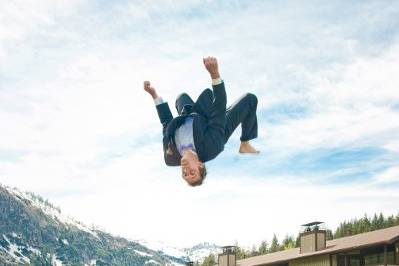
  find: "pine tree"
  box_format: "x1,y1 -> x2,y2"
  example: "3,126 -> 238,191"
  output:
326,229 -> 333,240
371,213 -> 379,230
387,215 -> 395,227
295,234 -> 301,247
233,242 -> 249,260
258,240 -> 269,254
200,254 -> 216,266
359,214 -> 371,233
282,235 -> 295,250
269,234 -> 280,253
250,245 -> 259,257
377,213 -> 385,229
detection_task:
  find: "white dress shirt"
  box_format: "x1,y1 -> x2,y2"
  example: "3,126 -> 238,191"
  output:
154,78 -> 223,156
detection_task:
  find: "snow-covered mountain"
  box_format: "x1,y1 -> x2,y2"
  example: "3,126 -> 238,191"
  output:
138,240 -> 222,263
0,184 -> 188,266
183,242 -> 221,263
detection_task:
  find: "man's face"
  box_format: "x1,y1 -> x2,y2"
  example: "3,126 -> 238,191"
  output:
181,152 -> 203,185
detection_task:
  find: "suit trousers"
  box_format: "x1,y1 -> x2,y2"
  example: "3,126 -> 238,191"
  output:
175,93 -> 194,115
175,92 -> 258,143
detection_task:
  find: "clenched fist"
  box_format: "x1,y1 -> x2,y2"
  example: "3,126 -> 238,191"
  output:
203,56 -> 220,79
143,80 -> 158,99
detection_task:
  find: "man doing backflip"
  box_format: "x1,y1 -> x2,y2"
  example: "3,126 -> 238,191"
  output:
143,56 -> 259,186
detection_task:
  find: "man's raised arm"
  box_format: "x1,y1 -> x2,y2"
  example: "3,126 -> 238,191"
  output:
203,56 -> 227,136
143,81 -> 173,133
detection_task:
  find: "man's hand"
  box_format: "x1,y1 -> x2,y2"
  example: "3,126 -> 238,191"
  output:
143,80 -> 158,99
203,56 -> 220,79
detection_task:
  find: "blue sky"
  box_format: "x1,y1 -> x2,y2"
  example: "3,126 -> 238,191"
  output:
1,1 -> 399,248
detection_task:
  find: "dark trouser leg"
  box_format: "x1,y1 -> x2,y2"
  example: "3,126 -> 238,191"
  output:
224,93 -> 258,143
175,93 -> 194,115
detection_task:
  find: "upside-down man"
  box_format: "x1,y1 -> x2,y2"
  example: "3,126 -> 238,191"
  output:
143,56 -> 259,186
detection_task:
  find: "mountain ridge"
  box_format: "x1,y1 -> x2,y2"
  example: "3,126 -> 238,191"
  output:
0,184 -> 191,265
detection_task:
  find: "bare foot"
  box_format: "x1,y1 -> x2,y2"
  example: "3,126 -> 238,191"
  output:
239,141 -> 260,154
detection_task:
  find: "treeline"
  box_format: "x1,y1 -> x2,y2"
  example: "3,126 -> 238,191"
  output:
335,213 -> 399,238
196,213 -> 399,266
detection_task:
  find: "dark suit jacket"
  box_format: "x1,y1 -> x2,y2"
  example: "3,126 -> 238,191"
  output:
156,81 -> 227,166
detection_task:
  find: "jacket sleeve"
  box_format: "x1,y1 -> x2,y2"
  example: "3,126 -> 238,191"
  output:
207,81 -> 227,137
163,144 -> 181,166
155,102 -> 182,166
156,102 -> 173,136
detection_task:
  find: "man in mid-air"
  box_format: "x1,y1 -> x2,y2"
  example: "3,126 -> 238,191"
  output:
144,56 -> 259,186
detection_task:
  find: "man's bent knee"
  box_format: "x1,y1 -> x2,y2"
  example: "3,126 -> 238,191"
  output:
245,92 -> 258,106
176,93 -> 190,105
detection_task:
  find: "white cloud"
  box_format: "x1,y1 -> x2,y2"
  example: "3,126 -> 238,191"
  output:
308,45 -> 399,107
259,43 -> 399,157
372,166 -> 399,184
384,140 -> 399,152
0,1 -> 83,44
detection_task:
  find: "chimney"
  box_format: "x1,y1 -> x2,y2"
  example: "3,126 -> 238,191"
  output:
299,222 -> 326,254
218,246 -> 236,266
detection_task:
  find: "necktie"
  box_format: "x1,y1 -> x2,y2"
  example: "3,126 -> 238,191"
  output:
179,143 -> 194,153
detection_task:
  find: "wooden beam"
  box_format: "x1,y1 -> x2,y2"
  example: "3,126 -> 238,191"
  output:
383,245 -> 387,266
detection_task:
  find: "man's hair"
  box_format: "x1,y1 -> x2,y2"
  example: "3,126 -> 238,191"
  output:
189,164 -> 207,187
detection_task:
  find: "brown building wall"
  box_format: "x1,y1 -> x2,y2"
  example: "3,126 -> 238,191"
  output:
229,254 -> 236,266
301,233 -> 316,253
219,255 -> 228,266
317,232 -> 326,250
331,254 -> 337,266
219,254 -> 236,266
289,254 -> 330,266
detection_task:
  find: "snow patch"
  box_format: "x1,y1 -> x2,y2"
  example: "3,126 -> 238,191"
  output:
145,259 -> 161,265
137,239 -> 187,258
84,259 -> 97,266
183,243 -> 221,263
51,254 -> 63,266
28,246 -> 41,256
137,239 -> 220,263
134,249 -> 153,257
1,234 -> 31,264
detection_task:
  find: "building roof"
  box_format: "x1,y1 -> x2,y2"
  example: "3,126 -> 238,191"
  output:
301,222 -> 324,227
237,225 -> 399,266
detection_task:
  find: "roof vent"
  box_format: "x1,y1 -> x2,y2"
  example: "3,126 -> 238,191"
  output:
300,222 -> 327,254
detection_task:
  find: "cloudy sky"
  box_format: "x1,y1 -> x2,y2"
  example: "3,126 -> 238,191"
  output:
1,0 -> 399,249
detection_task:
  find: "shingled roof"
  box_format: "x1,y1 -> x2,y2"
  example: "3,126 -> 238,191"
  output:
237,225 -> 399,266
